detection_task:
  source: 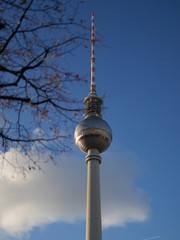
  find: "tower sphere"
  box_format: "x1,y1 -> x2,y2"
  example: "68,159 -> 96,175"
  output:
74,115 -> 112,154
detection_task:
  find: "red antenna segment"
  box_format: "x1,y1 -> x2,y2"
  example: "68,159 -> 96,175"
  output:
90,11 -> 96,94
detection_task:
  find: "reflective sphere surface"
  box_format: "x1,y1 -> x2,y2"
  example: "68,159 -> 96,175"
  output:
74,116 -> 112,153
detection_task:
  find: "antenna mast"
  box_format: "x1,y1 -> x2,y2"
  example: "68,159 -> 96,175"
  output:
90,11 -> 96,94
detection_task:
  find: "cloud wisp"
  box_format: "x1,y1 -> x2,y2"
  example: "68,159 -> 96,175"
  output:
0,147 -> 150,238
142,236 -> 161,240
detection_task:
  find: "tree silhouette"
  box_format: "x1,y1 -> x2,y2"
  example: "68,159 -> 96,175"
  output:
0,0 -> 88,174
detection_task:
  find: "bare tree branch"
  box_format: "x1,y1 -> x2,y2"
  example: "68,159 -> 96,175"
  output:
0,0 -> 89,174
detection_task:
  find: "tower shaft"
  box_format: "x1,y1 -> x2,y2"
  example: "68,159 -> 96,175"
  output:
86,148 -> 102,240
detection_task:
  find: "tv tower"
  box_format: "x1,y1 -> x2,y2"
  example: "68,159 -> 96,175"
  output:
74,11 -> 112,240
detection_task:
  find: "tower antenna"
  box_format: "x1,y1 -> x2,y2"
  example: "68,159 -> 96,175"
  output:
90,11 -> 96,94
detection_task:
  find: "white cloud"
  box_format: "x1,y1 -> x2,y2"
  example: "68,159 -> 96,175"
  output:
32,127 -> 45,136
0,146 -> 150,238
101,149 -> 149,227
142,236 -> 161,240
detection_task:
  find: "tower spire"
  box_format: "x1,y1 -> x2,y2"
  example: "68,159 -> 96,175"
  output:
90,11 -> 96,94
84,11 -> 102,117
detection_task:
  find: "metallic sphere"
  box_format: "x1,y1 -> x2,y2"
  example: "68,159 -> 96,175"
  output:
74,116 -> 112,154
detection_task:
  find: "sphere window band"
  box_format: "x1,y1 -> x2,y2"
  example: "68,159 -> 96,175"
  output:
75,128 -> 112,154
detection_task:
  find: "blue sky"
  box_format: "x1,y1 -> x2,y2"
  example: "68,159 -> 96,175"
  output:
0,1 -> 180,240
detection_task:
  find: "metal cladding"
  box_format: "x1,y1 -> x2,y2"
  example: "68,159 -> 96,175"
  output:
74,11 -> 112,154
74,116 -> 112,153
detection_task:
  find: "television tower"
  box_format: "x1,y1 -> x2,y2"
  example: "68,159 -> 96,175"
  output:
74,11 -> 112,240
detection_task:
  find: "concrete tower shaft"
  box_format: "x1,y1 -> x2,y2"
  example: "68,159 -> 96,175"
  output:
86,149 -> 102,240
